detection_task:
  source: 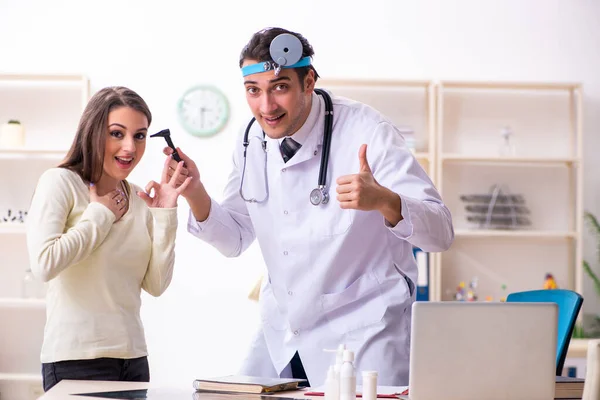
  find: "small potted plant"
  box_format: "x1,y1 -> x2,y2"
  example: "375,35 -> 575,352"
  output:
0,119 -> 25,148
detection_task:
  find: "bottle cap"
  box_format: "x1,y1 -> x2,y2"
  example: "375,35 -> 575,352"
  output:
362,370 -> 378,377
343,349 -> 354,362
324,344 -> 346,365
336,344 -> 346,364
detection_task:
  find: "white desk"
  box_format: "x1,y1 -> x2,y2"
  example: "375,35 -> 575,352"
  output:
39,380 -> 409,400
39,379 -> 580,400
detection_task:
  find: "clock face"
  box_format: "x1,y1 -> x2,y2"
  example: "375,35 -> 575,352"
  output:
177,85 -> 229,137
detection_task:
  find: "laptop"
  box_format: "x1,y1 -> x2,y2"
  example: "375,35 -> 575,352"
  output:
409,302 -> 557,400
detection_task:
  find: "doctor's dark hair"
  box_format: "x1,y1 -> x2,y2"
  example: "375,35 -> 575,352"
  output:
239,27 -> 320,85
59,86 -> 152,184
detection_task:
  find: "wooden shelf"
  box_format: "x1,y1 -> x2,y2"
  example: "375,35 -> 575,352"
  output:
0,372 -> 42,382
441,154 -> 579,166
0,298 -> 45,309
0,74 -> 87,88
413,152 -> 430,161
0,148 -> 66,160
0,224 -> 26,234
567,339 -> 590,358
319,78 -> 431,88
441,81 -> 580,91
454,229 -> 578,239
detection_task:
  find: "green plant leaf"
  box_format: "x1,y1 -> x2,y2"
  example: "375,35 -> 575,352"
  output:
584,211 -> 600,262
572,323 -> 586,338
583,260 -> 600,298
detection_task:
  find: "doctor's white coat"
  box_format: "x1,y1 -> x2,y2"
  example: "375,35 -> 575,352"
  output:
188,92 -> 454,386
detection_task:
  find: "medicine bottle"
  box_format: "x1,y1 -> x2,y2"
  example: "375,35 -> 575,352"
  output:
339,349 -> 356,400
362,370 -> 378,400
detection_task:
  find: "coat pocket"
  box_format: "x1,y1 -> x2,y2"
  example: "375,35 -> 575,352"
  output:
320,272 -> 386,334
308,201 -> 354,237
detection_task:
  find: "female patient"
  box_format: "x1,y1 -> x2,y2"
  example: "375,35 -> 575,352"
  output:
26,86 -> 191,392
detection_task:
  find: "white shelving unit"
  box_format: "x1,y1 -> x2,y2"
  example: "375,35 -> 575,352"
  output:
0,73 -> 89,400
434,81 -> 583,305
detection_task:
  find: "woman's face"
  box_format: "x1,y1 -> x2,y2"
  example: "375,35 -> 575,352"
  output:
102,106 -> 148,182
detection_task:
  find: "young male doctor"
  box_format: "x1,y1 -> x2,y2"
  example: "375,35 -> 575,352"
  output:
165,27 -> 454,387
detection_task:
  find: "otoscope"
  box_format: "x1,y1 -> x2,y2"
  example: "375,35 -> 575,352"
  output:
150,129 -> 182,162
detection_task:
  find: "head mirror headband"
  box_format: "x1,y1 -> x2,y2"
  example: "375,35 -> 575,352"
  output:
241,33 -> 311,77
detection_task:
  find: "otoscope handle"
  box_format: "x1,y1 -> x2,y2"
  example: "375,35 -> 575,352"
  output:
171,151 -> 183,163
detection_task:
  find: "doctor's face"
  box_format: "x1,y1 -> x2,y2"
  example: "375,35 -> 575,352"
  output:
243,60 -> 315,139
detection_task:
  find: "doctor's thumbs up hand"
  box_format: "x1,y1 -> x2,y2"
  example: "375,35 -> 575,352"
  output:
163,146 -> 203,199
336,144 -> 403,226
335,144 -> 382,211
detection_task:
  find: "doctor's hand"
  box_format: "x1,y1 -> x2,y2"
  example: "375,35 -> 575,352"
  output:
336,144 -> 403,225
163,146 -> 203,200
137,157 -> 192,208
163,146 -> 212,222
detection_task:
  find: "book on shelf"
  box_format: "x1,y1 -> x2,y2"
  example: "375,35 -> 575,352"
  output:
192,375 -> 306,394
412,247 -> 429,301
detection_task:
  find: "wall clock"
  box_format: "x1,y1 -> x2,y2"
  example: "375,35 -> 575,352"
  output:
177,85 -> 230,137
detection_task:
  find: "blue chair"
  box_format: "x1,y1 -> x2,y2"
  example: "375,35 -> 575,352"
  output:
506,289 -> 583,376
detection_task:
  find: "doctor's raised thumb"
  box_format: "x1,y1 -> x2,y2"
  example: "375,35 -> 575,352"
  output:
358,144 -> 371,173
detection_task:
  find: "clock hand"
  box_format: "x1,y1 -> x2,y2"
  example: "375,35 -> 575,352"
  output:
199,107 -> 206,129
150,129 -> 183,162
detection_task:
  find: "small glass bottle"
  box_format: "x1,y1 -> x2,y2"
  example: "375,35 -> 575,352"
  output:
499,126 -> 516,157
324,365 -> 339,400
339,350 -> 356,400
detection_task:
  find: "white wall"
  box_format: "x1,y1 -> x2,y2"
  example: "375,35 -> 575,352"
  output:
1,0 -> 600,387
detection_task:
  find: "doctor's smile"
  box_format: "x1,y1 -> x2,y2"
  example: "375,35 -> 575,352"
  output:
262,112 -> 285,126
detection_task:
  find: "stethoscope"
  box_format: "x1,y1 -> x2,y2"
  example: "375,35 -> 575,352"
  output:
239,87 -> 334,206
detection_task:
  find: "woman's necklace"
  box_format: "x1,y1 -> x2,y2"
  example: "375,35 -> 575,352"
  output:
119,180 -> 130,212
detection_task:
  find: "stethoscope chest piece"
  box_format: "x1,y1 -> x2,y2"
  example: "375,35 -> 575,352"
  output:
310,186 -> 329,206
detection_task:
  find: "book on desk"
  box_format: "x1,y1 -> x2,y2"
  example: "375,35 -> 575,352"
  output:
193,375 -> 306,394
555,376 -> 584,399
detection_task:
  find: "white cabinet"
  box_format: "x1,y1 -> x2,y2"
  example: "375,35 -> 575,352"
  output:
0,74 -> 89,399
